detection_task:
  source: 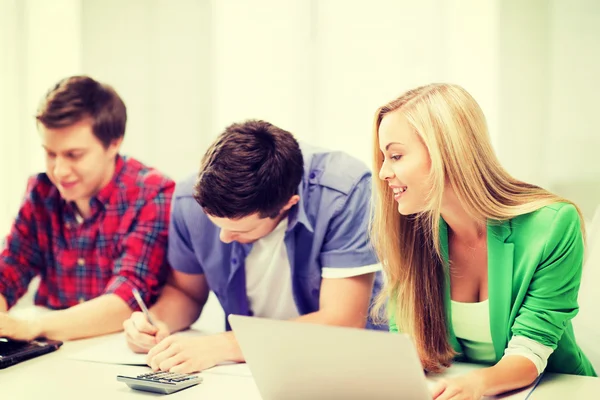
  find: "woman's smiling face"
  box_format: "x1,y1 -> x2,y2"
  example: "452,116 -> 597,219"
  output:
377,110 -> 432,215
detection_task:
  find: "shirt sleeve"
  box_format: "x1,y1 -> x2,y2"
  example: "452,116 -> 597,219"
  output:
511,204 -> 584,350
167,197 -> 204,275
0,178 -> 44,309
503,335 -> 554,375
321,264 -> 382,278
319,175 -> 379,269
103,183 -> 174,308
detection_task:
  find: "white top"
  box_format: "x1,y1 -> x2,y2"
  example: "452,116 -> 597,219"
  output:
451,299 -> 493,343
245,218 -> 299,320
451,299 -> 496,363
245,218 -> 382,320
451,299 -> 554,374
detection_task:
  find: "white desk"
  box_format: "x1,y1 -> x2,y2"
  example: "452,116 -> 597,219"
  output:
0,333 -> 541,400
529,373 -> 600,399
1,320 -> 598,399
0,334 -> 261,400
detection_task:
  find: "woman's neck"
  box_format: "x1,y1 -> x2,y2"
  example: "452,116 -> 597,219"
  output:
440,186 -> 486,244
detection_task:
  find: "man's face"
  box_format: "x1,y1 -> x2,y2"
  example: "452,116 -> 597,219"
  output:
207,213 -> 285,244
206,195 -> 299,244
39,119 -> 121,205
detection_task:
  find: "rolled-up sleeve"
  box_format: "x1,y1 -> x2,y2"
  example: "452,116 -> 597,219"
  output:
319,175 -> 379,269
167,197 -> 204,275
104,184 -> 174,308
511,204 -> 584,349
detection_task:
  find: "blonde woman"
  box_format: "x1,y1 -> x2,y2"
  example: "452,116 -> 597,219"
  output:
372,83 -> 596,400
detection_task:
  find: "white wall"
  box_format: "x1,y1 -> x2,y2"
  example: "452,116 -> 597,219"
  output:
81,0 -> 213,181
1,0 -> 599,234
313,0 -> 499,165
496,0 -> 551,185
545,0 -> 600,219
211,0 -> 314,144
0,0 -> 23,233
0,0 -> 82,233
80,0 -> 502,171
494,0 -> 600,218
314,0 -> 448,164
547,0 -> 600,183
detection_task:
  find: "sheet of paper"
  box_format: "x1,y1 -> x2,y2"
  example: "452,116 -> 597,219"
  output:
68,330 -> 206,365
203,362 -> 253,377
68,333 -> 147,365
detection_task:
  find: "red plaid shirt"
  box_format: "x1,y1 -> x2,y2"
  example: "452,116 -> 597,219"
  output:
0,155 -> 174,310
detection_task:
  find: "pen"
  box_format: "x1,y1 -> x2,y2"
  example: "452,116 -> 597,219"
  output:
132,288 -> 156,327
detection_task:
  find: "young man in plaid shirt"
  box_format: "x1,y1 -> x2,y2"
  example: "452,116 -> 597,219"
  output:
0,76 -> 174,341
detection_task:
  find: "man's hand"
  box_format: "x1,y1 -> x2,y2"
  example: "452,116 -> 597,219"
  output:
0,313 -> 41,341
123,311 -> 170,353
431,373 -> 485,400
146,333 -> 239,373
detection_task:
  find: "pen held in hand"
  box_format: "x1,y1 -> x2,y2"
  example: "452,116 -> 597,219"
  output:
132,288 -> 156,327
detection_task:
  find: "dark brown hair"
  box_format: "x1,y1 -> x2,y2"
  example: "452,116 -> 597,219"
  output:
194,120 -> 304,219
36,75 -> 127,148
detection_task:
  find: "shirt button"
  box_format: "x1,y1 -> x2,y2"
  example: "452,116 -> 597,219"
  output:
77,258 -> 85,266
309,172 -> 316,179
65,222 -> 71,229
232,258 -> 238,265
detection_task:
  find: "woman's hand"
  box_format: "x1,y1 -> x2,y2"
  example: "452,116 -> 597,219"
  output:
431,372 -> 485,400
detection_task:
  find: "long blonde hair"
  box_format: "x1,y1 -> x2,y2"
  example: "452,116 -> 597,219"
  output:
371,83 -> 584,372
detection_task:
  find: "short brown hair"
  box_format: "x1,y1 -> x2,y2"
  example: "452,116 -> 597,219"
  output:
194,120 -> 304,219
36,75 -> 127,148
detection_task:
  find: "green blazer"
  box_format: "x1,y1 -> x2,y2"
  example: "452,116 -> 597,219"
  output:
390,202 -> 596,376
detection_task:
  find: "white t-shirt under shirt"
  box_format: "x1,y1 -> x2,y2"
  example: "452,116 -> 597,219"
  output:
245,218 -> 298,320
244,218 -> 382,320
451,299 -> 554,375
451,299 -> 496,363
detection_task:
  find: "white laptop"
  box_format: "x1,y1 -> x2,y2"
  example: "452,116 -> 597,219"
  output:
228,315 -> 431,400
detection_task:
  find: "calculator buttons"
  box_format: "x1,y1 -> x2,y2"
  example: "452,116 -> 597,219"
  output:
117,371 -> 202,394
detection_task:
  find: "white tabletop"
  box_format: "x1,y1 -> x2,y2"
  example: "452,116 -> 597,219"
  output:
0,333 -> 538,400
1,310 -> 598,399
0,334 -> 262,400
529,372 -> 600,399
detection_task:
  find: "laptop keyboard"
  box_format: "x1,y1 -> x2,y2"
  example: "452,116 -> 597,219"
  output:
0,337 -> 63,369
0,338 -> 37,357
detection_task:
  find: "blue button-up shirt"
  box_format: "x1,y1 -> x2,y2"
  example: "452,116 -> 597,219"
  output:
168,143 -> 385,330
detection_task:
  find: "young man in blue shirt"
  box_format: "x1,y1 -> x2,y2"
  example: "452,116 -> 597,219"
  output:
123,120 -> 383,373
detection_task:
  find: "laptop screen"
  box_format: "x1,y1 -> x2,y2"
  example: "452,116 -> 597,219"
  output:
0,337 -> 63,369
